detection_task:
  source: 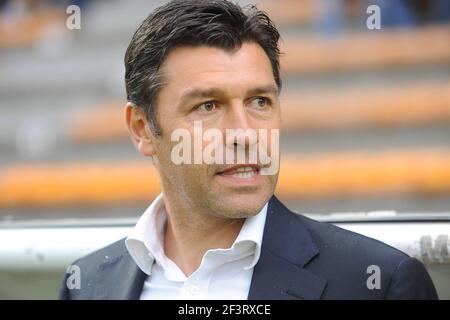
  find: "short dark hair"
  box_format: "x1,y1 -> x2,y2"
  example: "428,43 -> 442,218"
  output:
124,0 -> 282,136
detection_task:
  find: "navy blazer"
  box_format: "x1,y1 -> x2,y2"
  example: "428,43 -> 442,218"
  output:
59,196 -> 438,300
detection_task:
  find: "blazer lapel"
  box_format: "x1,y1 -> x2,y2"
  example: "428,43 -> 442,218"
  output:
94,250 -> 147,300
248,196 -> 327,300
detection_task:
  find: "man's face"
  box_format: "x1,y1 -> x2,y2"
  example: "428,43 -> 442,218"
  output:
152,42 -> 281,218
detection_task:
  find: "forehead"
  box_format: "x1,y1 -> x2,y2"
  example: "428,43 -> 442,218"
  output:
158,42 -> 276,97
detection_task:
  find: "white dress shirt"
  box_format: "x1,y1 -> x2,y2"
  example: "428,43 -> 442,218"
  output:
125,193 -> 268,300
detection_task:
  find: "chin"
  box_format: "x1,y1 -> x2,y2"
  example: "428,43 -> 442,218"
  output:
210,190 -> 273,219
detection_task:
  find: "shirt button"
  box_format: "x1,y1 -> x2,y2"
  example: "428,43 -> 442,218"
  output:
189,285 -> 199,296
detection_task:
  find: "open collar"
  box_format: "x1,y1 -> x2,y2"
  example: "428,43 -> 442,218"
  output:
93,195 -> 326,300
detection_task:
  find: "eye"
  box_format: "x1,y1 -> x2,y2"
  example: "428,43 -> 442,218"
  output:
249,97 -> 270,109
196,101 -> 217,113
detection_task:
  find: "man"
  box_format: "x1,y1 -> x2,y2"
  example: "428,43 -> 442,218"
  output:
59,0 -> 438,300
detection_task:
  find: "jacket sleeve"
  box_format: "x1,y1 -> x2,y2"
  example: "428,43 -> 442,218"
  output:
58,268 -> 71,300
57,258 -> 81,300
385,257 -> 439,300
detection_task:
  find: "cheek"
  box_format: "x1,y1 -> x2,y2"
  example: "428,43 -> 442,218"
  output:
170,165 -> 212,200
156,141 -> 210,186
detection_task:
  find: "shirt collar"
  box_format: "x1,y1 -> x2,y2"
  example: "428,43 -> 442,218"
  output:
125,193 -> 166,275
125,193 -> 268,276
232,202 -> 267,270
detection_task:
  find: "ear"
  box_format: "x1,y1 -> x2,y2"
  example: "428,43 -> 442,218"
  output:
124,102 -> 157,157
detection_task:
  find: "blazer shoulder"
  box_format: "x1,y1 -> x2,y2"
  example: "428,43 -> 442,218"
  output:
73,237 -> 129,270
295,212 -> 409,262
58,238 -> 130,299
288,212 -> 437,299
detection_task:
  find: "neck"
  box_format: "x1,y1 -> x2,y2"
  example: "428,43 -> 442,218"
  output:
162,196 -> 245,277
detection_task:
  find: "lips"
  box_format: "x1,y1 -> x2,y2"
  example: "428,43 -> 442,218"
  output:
215,164 -> 261,179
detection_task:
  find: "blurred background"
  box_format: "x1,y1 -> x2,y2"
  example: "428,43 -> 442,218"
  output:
0,0 -> 450,299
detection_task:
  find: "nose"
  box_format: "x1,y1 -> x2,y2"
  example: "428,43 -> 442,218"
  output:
223,102 -> 258,162
225,101 -> 252,130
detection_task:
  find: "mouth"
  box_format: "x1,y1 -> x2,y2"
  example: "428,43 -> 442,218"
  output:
215,164 -> 262,183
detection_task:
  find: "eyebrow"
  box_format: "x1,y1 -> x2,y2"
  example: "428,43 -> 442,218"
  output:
178,84 -> 280,107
